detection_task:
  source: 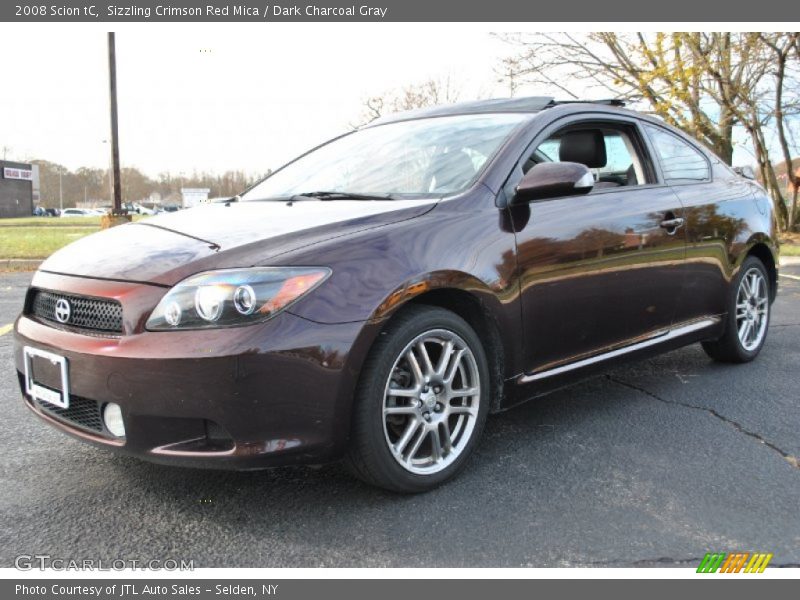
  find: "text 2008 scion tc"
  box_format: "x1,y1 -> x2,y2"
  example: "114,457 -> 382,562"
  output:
14,97 -> 778,492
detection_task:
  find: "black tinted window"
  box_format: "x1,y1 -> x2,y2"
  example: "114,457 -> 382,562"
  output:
646,126 -> 710,182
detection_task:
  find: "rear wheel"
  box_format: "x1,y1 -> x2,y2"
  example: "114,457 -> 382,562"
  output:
345,305 -> 490,493
702,256 -> 771,363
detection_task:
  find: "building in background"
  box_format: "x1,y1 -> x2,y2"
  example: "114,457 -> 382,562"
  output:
31,164 -> 40,207
181,187 -> 210,208
0,160 -> 34,218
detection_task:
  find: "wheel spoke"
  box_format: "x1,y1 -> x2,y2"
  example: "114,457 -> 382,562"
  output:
435,340 -> 454,377
444,348 -> 466,384
449,403 -> 477,416
440,421 -> 453,454
405,426 -> 428,462
416,341 -> 435,378
388,386 -> 420,398
750,273 -> 761,297
394,418 -> 422,455
737,288 -> 747,304
451,386 -> 479,398
739,320 -> 751,345
384,405 -> 418,416
406,349 -> 424,385
430,427 -> 442,462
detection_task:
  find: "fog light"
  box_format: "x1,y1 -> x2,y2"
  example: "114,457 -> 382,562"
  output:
103,403 -> 126,437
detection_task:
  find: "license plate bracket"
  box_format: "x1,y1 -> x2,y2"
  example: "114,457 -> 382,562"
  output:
23,346 -> 70,409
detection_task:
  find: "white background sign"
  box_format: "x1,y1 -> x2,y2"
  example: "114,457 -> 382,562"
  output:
3,167 -> 33,181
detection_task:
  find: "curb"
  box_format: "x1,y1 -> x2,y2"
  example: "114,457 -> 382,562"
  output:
0,259 -> 44,272
779,256 -> 800,267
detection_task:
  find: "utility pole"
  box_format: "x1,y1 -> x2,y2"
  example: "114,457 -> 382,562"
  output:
103,140 -> 113,205
107,32 -> 123,214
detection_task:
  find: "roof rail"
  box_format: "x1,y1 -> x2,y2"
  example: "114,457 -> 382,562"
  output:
370,97 -> 555,125
368,96 -> 628,126
548,99 -> 626,107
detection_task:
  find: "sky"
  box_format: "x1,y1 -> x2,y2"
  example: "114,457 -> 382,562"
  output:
0,25 -> 520,177
0,24 -> 765,178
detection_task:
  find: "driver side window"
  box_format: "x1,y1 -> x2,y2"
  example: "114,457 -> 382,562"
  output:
520,124 -> 650,191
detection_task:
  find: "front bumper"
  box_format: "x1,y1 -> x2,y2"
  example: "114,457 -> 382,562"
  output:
14,271 -> 370,470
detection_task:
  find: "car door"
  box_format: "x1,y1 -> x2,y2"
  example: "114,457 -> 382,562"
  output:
642,124 -> 755,324
505,117 -> 688,376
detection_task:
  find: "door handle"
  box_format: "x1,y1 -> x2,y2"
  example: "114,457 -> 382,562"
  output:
660,217 -> 685,232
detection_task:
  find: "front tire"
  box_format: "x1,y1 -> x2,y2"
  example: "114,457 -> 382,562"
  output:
345,305 -> 490,493
702,256 -> 771,363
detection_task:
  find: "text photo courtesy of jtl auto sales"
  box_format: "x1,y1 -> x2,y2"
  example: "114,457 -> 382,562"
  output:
0,0 -> 799,596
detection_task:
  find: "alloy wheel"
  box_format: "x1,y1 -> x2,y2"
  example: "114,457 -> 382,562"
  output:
735,267 -> 769,352
382,329 -> 480,475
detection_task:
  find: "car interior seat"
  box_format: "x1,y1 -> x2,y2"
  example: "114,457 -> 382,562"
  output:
559,130 -> 620,188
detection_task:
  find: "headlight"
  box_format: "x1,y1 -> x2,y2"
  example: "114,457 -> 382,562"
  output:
146,267 -> 330,330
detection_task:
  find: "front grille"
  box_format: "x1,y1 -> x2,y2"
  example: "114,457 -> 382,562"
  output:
35,395 -> 104,434
29,289 -> 123,334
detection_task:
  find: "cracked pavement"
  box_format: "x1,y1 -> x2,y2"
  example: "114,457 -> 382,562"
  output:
0,267 -> 798,568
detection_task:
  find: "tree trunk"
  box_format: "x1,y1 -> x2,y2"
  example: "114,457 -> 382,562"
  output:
716,108 -> 735,165
747,119 -> 788,232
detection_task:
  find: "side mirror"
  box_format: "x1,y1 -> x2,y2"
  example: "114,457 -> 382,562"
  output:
733,165 -> 756,180
512,162 -> 594,204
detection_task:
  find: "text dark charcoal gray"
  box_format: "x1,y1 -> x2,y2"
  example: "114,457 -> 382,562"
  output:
1,0 -> 788,22
7,580 -> 800,600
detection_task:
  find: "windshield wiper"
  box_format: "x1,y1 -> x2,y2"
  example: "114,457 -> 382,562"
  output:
291,191 -> 395,201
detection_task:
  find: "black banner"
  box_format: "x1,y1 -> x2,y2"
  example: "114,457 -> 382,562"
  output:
5,579 -> 800,600
0,0 -> 784,22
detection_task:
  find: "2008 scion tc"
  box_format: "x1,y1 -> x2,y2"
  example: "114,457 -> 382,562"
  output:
14,98 -> 778,492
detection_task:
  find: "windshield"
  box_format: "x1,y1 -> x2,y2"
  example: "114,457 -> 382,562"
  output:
242,113 -> 527,200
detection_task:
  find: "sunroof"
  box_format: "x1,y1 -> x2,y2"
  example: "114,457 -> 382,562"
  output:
373,97 -> 555,125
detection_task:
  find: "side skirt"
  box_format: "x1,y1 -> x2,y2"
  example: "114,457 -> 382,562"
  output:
498,316 -> 723,411
518,317 -> 721,384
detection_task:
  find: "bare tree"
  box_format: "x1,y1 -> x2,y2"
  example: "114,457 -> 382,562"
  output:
353,76 -> 463,127
761,33 -> 800,229
496,33 -> 741,162
497,32 -> 800,230
495,56 -> 524,98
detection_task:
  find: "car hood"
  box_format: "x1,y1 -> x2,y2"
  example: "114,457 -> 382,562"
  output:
40,199 -> 436,286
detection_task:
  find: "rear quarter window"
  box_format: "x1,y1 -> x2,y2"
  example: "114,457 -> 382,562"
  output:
645,125 -> 710,183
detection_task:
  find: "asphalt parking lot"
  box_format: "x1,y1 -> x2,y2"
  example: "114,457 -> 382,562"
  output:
0,267 -> 798,568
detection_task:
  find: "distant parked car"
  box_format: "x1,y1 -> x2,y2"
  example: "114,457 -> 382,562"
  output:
59,208 -> 95,218
161,204 -> 180,213
33,207 -> 46,217
133,203 -> 156,215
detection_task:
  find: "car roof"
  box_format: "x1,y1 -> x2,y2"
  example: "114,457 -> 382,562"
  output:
370,97 -> 628,126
